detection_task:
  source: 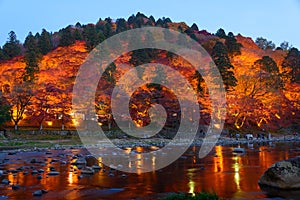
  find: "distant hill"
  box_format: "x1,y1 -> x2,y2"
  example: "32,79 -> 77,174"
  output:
0,12 -> 299,133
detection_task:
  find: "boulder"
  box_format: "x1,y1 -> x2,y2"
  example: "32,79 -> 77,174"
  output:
85,155 -> 98,166
72,157 -> 87,166
258,156 -> 300,189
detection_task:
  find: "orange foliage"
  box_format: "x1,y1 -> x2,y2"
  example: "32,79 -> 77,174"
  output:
0,35 -> 299,131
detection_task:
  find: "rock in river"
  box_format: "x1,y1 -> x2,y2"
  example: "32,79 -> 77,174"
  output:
72,157 -> 87,166
80,167 -> 95,175
47,171 -> 60,176
259,156 -> 300,189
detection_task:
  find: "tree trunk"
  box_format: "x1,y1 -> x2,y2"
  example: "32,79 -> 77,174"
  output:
14,124 -> 18,130
62,123 -> 64,131
39,123 -> 43,131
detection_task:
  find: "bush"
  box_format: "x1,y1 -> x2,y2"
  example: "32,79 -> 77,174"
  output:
159,192 -> 220,200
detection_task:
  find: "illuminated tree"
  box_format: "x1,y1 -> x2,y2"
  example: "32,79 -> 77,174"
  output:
7,82 -> 34,130
228,56 -> 284,130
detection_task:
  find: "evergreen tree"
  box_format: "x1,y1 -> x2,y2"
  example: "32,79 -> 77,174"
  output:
116,18 -> 128,33
34,32 -> 40,40
225,32 -> 242,56
282,47 -> 300,83
215,28 -> 226,38
147,15 -> 155,26
255,56 -> 279,73
127,15 -> 135,25
155,18 -> 164,27
191,71 -> 204,94
38,29 -> 52,55
23,32 -> 41,83
191,23 -> 199,31
75,22 -> 82,28
103,21 -> 113,38
211,41 -> 237,91
254,56 -> 283,90
83,25 -> 104,51
0,47 -> 8,60
0,95 -> 10,128
2,31 -> 21,60
59,28 -> 75,46
73,29 -> 83,40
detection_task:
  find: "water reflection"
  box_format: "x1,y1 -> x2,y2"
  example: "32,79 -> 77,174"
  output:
187,169 -> 195,196
0,142 -> 299,200
232,156 -> 241,191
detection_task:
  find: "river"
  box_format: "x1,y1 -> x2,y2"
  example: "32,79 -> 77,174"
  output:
0,142 -> 299,199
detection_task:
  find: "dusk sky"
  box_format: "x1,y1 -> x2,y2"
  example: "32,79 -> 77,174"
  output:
0,0 -> 300,48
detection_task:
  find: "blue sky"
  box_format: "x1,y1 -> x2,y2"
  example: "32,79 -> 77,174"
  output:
0,0 -> 300,48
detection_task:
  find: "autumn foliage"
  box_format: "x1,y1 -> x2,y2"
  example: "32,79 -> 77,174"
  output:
0,13 -> 299,133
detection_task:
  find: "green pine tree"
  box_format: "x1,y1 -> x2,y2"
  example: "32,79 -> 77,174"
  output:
59,28 -> 75,47
38,29 -> 52,55
23,32 -> 41,83
0,95 -> 11,128
254,56 -> 283,90
282,47 -> 300,83
2,31 -> 21,60
211,41 -> 237,91
225,32 -> 242,57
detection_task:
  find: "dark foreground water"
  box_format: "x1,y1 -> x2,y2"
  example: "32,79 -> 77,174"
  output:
0,142 -> 299,200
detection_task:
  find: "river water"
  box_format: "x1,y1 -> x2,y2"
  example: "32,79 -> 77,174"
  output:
0,142 -> 299,200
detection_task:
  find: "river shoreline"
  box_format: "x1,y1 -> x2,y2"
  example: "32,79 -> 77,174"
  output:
0,134 -> 299,152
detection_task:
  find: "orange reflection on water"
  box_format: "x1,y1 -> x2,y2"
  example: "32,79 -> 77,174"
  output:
214,145 -> 224,172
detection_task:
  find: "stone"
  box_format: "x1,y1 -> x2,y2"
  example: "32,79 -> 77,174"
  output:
47,171 -> 60,176
80,167 -> 95,175
72,158 -> 87,166
91,165 -> 101,170
1,179 -> 9,185
259,156 -> 300,189
85,155 -> 98,166
32,190 -> 43,196
49,166 -> 56,171
11,184 -> 20,190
